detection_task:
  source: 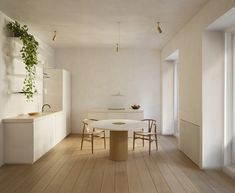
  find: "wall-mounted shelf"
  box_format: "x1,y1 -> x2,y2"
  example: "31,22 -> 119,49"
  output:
6,73 -> 43,82
8,37 -> 22,46
4,54 -> 45,66
7,91 -> 42,95
5,37 -> 44,97
5,53 -> 21,60
6,37 -> 45,66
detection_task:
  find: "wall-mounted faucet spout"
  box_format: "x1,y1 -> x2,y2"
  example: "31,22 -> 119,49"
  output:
42,104 -> 51,112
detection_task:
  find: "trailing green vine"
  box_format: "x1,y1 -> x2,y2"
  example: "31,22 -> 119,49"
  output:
7,21 -> 39,100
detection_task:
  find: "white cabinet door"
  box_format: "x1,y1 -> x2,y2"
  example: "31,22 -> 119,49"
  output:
55,112 -> 66,144
34,116 -> 54,161
4,123 -> 34,163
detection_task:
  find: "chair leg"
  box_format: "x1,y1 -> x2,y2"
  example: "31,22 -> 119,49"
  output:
81,123 -> 86,150
80,133 -> 85,150
142,128 -> 144,147
149,135 -> 151,155
133,132 -> 135,150
103,131 -> 106,149
91,134 -> 94,154
155,134 -> 158,150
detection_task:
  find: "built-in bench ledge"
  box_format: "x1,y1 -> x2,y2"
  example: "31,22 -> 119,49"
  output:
87,108 -> 144,137
88,108 -> 144,113
223,165 -> 235,180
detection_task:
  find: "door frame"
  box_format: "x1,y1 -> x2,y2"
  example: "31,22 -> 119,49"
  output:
173,60 -> 179,138
232,34 -> 235,164
224,32 -> 235,166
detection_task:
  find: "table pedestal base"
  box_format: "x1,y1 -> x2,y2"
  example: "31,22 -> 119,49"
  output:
110,131 -> 128,161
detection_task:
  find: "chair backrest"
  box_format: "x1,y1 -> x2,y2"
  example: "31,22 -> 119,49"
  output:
141,119 -> 157,133
82,119 -> 98,132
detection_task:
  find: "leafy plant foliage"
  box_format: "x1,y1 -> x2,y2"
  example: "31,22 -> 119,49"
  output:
7,21 -> 39,100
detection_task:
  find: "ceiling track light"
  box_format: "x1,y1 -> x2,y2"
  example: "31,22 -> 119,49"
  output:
157,22 -> 162,34
116,22 -> 120,53
116,43 -> 119,53
52,30 -> 57,41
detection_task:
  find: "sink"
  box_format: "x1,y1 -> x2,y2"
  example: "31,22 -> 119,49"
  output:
40,111 -> 57,115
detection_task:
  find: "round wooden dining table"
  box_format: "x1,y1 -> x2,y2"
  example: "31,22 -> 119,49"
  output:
90,119 -> 147,161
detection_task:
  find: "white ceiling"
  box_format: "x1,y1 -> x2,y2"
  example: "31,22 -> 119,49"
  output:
0,0 -> 208,49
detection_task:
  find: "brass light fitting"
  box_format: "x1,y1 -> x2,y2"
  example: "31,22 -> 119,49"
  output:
52,30 -> 57,41
116,43 -> 119,53
116,22 -> 120,53
157,22 -> 162,34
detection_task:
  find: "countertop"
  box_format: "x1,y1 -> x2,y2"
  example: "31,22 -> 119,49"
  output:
2,111 -> 62,123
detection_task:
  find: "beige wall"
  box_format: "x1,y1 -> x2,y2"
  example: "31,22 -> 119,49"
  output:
56,48 -> 161,133
0,11 -> 55,166
161,0 -> 235,168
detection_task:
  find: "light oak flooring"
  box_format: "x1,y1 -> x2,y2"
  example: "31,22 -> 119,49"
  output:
0,135 -> 235,193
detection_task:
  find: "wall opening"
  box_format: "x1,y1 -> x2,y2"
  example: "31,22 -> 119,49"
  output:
173,60 -> 179,137
162,50 -> 179,137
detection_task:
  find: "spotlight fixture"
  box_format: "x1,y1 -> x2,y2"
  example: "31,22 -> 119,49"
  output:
116,22 -> 120,53
52,30 -> 57,41
116,43 -> 119,53
157,22 -> 162,34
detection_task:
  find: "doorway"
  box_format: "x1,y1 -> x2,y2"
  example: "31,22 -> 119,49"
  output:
173,61 -> 179,137
162,50 -> 179,137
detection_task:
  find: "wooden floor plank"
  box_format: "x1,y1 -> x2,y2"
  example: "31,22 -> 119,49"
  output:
86,155 -> 107,193
134,151 -> 158,193
157,149 -> 201,193
29,155 -> 69,193
144,156 -> 172,193
115,161 -> 129,193
100,159 -> 115,193
57,156 -> 88,193
161,136 -> 235,193
43,139 -> 80,193
127,152 -> 144,193
43,156 -> 78,193
1,136 -> 76,193
159,136 -> 217,193
205,171 -> 235,193
0,165 -> 30,193
0,135 -> 234,193
151,149 -> 187,193
71,155 -> 96,193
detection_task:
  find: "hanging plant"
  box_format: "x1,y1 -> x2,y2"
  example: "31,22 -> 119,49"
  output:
7,21 -> 39,101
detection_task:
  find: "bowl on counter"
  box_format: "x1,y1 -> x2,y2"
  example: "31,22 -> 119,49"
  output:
28,112 -> 40,116
131,104 -> 140,110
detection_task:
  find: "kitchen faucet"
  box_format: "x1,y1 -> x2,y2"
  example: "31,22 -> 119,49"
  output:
42,104 -> 51,112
